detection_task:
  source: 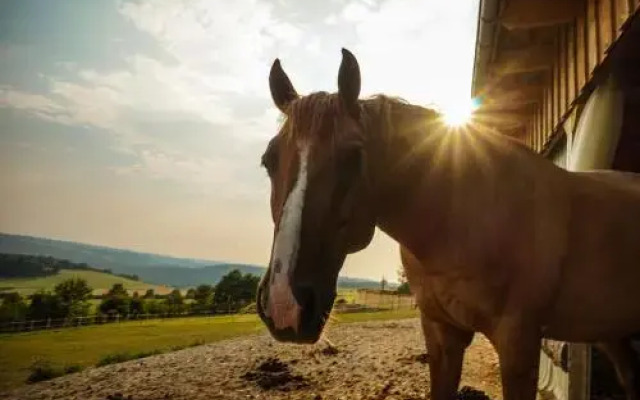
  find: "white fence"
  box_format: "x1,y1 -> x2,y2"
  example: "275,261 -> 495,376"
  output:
0,294 -> 417,334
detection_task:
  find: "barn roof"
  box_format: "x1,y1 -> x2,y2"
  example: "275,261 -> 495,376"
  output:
471,0 -> 640,151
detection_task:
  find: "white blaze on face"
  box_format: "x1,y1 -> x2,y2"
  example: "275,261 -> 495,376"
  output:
266,143 -> 310,331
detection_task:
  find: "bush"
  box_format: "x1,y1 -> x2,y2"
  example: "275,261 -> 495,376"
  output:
240,302 -> 257,314
26,360 -> 63,384
96,352 -> 131,366
96,350 -> 162,367
63,364 -> 83,374
169,339 -> 205,352
25,359 -> 84,384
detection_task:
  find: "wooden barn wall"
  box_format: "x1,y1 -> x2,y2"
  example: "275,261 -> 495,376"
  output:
524,0 -> 639,152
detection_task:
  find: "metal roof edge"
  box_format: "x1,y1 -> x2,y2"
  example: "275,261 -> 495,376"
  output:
471,0 -> 500,97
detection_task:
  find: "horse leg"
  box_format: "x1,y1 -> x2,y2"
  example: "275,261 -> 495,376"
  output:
596,339 -> 640,400
420,313 -> 474,400
490,319 -> 542,400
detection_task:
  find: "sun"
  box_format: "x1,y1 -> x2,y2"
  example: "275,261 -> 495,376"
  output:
440,98 -> 480,128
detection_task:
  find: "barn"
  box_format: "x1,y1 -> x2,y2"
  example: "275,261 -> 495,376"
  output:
470,0 -> 640,399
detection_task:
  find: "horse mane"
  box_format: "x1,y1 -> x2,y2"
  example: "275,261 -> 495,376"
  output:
283,92 -> 341,142
282,92 -> 442,143
360,94 -> 441,141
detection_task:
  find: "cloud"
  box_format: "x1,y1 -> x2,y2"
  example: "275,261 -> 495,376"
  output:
0,0 -> 293,195
1,86 -> 66,119
342,2 -> 373,22
116,0 -> 301,98
113,149 -> 235,187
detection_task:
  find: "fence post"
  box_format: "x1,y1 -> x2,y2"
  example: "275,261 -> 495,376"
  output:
116,313 -> 120,324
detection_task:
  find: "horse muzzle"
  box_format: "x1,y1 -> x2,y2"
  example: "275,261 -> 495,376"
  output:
256,278 -> 331,344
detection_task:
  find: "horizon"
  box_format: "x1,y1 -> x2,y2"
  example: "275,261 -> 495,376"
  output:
0,231 -> 393,283
0,0 -> 480,281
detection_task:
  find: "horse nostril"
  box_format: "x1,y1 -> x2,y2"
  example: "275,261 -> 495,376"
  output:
256,284 -> 268,320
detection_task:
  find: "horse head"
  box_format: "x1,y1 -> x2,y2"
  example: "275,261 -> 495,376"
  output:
256,49 -> 376,343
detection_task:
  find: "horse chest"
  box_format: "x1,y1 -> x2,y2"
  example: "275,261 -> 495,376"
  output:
416,274 -> 501,333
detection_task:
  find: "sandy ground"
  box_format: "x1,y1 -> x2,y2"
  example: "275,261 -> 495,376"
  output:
0,319 -> 502,400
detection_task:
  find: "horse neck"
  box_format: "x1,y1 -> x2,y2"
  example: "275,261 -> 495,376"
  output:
362,98 -> 541,255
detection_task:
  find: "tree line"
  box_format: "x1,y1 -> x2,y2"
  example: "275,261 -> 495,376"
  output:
0,269 -> 260,323
0,253 -> 139,281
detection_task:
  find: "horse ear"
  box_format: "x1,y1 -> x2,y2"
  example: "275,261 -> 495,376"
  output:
269,59 -> 298,113
338,48 -> 361,118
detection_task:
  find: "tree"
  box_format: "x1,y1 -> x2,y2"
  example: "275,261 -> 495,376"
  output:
0,254 -> 60,278
396,265 -> 411,295
143,289 -> 155,299
28,291 -> 65,320
107,283 -> 128,297
192,284 -> 213,313
185,288 -> 196,299
53,277 -> 92,318
54,277 -> 92,303
164,289 -> 185,314
0,292 -> 28,322
145,299 -> 166,314
213,270 -> 260,313
99,283 -> 130,316
129,291 -> 145,315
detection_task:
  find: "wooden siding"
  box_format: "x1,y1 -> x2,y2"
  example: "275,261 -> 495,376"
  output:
524,0 -> 638,151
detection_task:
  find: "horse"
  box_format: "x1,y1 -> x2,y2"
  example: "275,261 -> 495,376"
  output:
255,48 -> 640,400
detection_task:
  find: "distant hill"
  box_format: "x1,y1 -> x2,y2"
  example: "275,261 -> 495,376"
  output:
0,233 -> 392,289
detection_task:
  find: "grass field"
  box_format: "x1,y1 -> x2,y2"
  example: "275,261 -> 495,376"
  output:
0,308 -> 418,391
0,269 -> 169,296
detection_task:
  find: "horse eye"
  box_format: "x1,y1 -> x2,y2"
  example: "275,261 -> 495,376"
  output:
261,148 -> 278,174
335,146 -> 363,194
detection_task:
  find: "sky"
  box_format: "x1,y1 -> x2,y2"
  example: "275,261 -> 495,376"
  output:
0,0 -> 479,282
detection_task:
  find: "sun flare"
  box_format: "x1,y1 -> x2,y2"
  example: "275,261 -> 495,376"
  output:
440,98 -> 480,128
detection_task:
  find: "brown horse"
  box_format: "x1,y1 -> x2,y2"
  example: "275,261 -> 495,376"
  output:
255,48 -> 640,400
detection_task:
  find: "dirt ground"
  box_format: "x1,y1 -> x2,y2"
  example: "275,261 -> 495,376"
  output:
0,318 -> 502,400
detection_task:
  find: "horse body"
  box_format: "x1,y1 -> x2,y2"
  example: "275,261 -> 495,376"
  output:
258,49 -> 640,400
382,112 -> 640,399
380,125 -> 640,342
543,171 -> 640,341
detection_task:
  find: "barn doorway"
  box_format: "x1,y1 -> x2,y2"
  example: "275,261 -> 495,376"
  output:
589,10 -> 640,400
